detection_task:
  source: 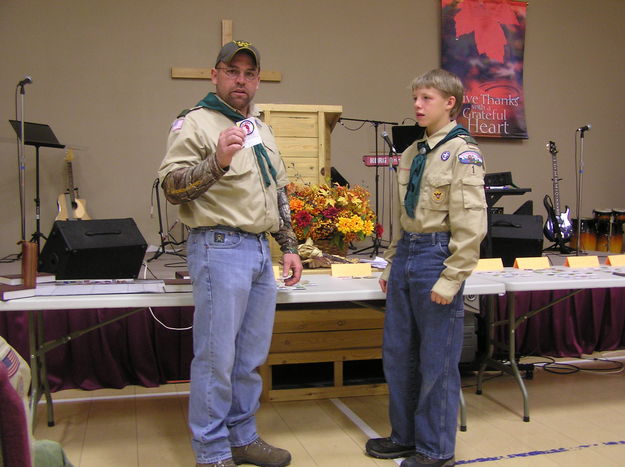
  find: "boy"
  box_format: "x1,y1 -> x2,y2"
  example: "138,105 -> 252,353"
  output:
365,69 -> 487,466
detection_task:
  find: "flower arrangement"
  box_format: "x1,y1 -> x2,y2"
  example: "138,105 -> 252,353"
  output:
287,182 -> 376,250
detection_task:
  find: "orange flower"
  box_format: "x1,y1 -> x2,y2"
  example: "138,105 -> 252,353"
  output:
287,182 -> 375,249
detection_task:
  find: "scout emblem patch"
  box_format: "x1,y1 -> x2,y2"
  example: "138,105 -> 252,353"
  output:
432,189 -> 445,203
458,151 -> 483,166
441,151 -> 451,161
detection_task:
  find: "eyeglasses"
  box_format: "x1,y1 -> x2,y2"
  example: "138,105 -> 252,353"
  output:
215,67 -> 259,81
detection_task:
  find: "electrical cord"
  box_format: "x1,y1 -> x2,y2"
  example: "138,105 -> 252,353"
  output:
139,260 -> 193,332
338,119 -> 367,131
519,354 -> 624,375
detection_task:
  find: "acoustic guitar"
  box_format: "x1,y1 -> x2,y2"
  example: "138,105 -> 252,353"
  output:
543,141 -> 572,242
56,149 -> 90,220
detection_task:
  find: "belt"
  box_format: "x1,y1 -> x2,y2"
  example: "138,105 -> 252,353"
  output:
192,225 -> 266,238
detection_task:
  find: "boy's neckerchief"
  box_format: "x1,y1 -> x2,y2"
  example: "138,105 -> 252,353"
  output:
196,92 -> 277,187
404,124 -> 472,218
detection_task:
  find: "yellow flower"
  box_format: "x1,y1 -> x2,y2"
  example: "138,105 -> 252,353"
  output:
287,182 -> 376,249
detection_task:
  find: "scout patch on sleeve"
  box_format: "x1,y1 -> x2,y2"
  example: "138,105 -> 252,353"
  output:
458,151 -> 483,166
441,151 -> 451,161
171,117 -> 185,132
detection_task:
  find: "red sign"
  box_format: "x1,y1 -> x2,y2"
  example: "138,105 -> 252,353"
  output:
442,0 -> 528,139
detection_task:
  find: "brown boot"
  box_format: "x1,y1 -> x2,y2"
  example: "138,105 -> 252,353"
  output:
196,458 -> 236,467
231,438 -> 291,467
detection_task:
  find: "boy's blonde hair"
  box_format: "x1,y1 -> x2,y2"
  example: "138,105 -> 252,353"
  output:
411,69 -> 464,119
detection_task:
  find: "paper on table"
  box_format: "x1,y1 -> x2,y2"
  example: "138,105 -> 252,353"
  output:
35,281 -> 165,296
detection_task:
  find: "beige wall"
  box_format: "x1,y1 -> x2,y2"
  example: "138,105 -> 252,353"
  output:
1,0 -> 623,255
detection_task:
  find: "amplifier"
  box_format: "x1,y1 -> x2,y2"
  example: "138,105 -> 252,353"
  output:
486,214 -> 544,267
38,218 -> 147,279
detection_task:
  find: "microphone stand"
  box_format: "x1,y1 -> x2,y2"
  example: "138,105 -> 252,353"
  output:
384,137 -> 398,243
17,83 -> 28,244
574,127 -> 589,255
340,117 -> 397,257
148,178 -> 186,261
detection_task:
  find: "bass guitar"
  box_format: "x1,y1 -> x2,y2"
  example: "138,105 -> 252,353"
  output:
56,149 -> 90,220
543,140 -> 572,242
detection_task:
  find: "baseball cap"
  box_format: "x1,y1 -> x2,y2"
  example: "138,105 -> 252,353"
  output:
215,40 -> 260,67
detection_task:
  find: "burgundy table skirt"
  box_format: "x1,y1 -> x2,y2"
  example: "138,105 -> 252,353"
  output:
0,307 -> 194,392
493,287 -> 625,357
1,287 -> 624,392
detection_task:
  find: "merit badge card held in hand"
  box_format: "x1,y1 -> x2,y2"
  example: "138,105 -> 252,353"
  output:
236,118 -> 262,148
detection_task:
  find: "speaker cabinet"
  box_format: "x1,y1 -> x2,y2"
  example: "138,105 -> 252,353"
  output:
38,218 -> 148,279
486,214 -> 544,267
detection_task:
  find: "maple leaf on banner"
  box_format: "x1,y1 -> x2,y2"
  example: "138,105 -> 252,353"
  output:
454,0 -> 519,63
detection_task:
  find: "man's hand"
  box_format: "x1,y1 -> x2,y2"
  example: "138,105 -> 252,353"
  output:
379,278 -> 388,294
281,253 -> 303,287
216,126 -> 246,168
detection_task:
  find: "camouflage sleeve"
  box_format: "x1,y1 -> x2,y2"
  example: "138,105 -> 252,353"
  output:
271,187 -> 299,254
161,155 -> 227,205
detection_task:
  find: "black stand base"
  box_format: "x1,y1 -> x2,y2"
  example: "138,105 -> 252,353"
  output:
543,241 -> 574,254
148,238 -> 186,262
353,237 -> 387,258
148,178 -> 186,262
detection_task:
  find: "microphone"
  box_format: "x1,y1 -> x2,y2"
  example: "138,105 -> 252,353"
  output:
381,131 -> 397,154
576,123 -> 591,132
17,75 -> 33,87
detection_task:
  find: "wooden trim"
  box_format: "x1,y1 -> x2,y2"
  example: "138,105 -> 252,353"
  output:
221,20 -> 232,45
171,67 -> 282,82
264,383 -> 388,402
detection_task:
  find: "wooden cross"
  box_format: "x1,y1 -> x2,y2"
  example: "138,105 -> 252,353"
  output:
171,20 -> 282,82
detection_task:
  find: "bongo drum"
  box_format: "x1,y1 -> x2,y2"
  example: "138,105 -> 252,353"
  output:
571,218 -> 596,251
611,209 -> 625,253
593,209 -> 612,252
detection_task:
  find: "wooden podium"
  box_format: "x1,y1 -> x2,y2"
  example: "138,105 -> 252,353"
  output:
258,104 -> 342,185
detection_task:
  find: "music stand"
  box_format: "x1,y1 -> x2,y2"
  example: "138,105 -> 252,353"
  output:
391,124 -> 425,153
340,117 -> 397,257
9,120 -> 65,253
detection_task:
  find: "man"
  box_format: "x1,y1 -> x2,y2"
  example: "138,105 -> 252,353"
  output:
158,40 -> 302,467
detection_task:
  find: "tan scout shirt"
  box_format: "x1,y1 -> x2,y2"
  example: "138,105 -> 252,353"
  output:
382,121 -> 487,301
157,101 -> 288,233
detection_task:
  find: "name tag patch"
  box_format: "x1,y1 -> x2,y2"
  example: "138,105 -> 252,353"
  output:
458,151 -> 483,166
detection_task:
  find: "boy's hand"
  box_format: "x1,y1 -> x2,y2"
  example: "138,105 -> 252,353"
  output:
431,291 -> 451,305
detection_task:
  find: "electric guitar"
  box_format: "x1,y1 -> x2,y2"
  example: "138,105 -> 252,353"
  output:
56,149 -> 90,220
543,141 -> 572,242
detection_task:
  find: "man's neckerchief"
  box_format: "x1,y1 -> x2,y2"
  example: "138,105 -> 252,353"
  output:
196,92 -> 277,187
404,124 -> 473,218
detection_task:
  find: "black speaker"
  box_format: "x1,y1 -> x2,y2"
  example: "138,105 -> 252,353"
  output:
38,219 -> 148,279
486,214 -> 544,267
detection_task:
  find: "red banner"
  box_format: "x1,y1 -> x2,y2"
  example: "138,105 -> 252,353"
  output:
441,0 -> 528,138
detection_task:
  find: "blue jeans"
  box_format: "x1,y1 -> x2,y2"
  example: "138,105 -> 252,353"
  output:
383,231 -> 465,460
186,227 -> 277,464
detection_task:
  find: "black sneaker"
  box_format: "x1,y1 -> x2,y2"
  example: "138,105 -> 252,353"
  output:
400,453 -> 455,467
365,437 -> 416,459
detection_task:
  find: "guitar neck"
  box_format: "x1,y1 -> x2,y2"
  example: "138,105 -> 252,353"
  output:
551,154 -> 561,214
66,161 -> 76,203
